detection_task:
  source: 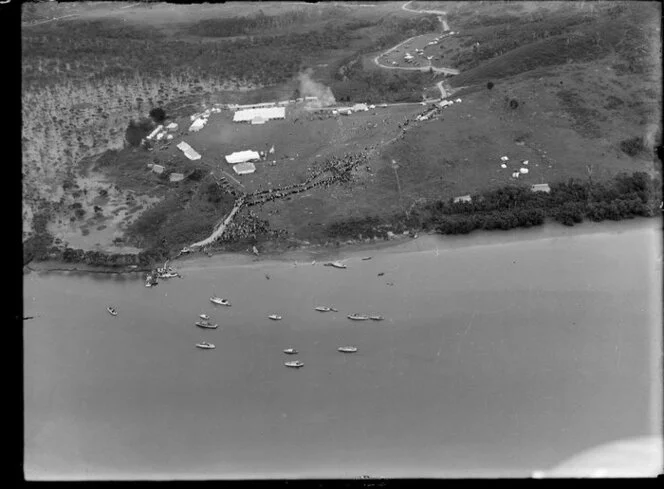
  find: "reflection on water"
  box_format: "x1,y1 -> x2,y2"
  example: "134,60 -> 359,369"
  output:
24,220 -> 662,479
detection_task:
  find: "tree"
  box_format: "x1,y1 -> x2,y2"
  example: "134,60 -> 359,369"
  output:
149,107 -> 166,124
487,81 -> 494,90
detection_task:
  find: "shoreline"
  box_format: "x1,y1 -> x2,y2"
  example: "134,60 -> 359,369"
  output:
26,216 -> 661,275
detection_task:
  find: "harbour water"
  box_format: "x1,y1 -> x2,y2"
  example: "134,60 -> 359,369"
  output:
24,219 -> 662,479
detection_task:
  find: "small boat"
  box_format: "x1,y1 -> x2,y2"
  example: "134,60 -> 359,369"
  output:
195,321 -> 218,329
284,360 -> 304,368
315,306 -> 338,312
369,315 -> 384,321
338,346 -> 358,353
377,272 -> 385,276
159,272 -> 179,279
268,314 -> 282,320
180,247 -> 192,254
361,256 -> 373,261
283,348 -> 298,354
347,314 -> 369,321
199,314 -> 210,320
107,306 -> 118,316
324,261 -> 347,269
196,341 -> 216,350
210,297 -> 231,306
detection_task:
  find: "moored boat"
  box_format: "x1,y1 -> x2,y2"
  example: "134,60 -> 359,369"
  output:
268,314 -> 282,320
324,261 -> 347,269
315,306 -> 338,312
283,348 -> 298,354
107,306 -> 118,316
284,360 -> 304,368
159,272 -> 179,279
195,321 -> 218,329
361,256 -> 373,261
369,315 -> 384,321
210,297 -> 231,306
196,341 -> 215,349
199,314 -> 210,320
338,346 -> 358,353
347,314 -> 369,321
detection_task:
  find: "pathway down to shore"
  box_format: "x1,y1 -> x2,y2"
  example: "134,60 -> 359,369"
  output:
189,198 -> 245,249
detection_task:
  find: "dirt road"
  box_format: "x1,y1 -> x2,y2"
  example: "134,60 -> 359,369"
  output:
189,198 -> 245,249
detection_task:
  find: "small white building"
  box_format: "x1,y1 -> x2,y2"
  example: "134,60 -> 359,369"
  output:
531,183 -> 551,193
304,96 -> 318,102
152,164 -> 165,174
146,125 -> 164,140
225,150 -> 260,164
352,103 -> 369,112
453,195 -> 472,203
166,122 -> 178,130
520,167 -> 529,174
233,162 -> 256,175
169,173 -> 185,182
189,118 -> 207,132
176,141 -> 202,161
233,107 -> 286,123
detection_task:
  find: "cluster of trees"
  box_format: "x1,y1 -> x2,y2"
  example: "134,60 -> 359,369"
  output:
324,172 -> 661,240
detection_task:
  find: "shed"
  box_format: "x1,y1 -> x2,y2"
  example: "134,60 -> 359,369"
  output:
189,118 -> 207,132
166,122 -> 178,130
225,150 -> 260,164
233,162 -> 256,175
453,194 -> 472,203
146,125 -> 164,140
152,164 -> 165,174
169,173 -> 185,182
176,141 -> 202,161
531,184 -> 551,193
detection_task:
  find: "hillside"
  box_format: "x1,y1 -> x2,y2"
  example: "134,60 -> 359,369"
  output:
21,1 -> 662,266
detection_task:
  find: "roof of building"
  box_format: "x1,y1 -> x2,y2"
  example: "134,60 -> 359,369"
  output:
453,194 -> 472,203
531,183 -> 551,192
189,118 -> 207,132
176,141 -> 202,161
225,150 -> 260,164
152,164 -> 165,174
169,173 -> 185,182
233,162 -> 256,175
233,107 -> 285,122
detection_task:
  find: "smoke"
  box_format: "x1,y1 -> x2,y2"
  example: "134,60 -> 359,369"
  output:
297,70 -> 336,107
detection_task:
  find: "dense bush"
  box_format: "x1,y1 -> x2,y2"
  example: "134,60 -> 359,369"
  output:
125,118 -> 154,147
620,136 -> 647,157
149,107 -> 166,124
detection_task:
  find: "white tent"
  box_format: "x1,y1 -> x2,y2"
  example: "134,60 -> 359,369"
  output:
233,107 -> 285,123
233,162 -> 256,175
189,118 -> 208,132
176,141 -> 202,161
500,163 -> 507,169
501,156 -> 509,161
520,167 -> 529,174
225,150 -> 260,164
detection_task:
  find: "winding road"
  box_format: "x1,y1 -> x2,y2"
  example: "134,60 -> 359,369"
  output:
372,1 -> 460,98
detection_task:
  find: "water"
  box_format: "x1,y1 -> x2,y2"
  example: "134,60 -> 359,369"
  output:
24,220 -> 662,479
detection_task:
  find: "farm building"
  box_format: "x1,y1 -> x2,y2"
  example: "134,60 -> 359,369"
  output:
233,107 -> 286,123
169,173 -> 185,182
146,125 -> 164,140
233,162 -> 256,175
453,195 -> 472,203
176,141 -> 202,161
531,184 -> 551,193
225,150 -> 260,164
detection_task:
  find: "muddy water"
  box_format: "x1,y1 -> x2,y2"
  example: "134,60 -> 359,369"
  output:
24,219 -> 662,479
